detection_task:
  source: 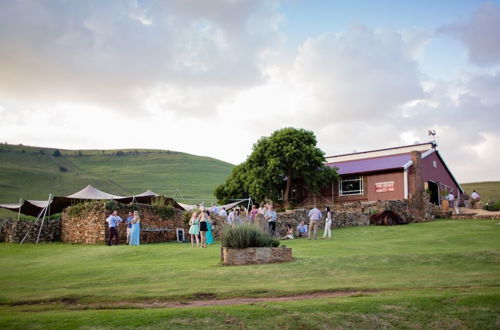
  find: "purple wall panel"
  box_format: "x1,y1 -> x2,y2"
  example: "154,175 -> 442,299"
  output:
421,152 -> 461,196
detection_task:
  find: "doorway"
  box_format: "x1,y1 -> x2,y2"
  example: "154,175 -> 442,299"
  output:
428,181 -> 439,205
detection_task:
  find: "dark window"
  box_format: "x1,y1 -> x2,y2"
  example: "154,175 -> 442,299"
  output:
339,176 -> 363,196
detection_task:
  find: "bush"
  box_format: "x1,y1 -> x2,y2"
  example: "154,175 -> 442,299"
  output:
53,149 -> 61,157
152,205 -> 175,219
183,210 -> 193,227
59,166 -> 68,172
484,202 -> 500,211
105,200 -> 118,211
221,224 -> 280,249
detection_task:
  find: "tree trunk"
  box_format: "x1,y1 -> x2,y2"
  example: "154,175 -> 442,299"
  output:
283,171 -> 292,208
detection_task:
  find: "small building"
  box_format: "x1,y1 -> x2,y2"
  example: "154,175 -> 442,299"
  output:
307,142 -> 463,206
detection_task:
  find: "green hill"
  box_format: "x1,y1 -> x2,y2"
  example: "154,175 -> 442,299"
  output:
461,181 -> 500,203
0,144 -> 234,208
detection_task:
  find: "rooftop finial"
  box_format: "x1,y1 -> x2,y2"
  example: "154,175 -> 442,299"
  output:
428,129 -> 437,147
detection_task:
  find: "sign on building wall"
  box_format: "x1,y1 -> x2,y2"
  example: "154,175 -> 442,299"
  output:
375,181 -> 395,193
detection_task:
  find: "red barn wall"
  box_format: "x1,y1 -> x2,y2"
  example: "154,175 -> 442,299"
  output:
366,171 -> 405,201
421,152 -> 461,196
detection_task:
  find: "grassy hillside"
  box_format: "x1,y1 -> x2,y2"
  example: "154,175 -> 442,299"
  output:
461,181 -> 500,203
0,144 -> 234,207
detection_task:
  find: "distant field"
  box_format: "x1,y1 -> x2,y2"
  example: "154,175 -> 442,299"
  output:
0,144 -> 234,216
461,181 -> 500,203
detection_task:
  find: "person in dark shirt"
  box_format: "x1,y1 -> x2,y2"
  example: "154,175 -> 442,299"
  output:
125,211 -> 134,244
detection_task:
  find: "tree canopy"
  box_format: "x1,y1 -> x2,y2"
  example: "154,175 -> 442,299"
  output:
214,127 -> 338,206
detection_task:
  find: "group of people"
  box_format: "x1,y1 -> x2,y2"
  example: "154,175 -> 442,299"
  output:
188,208 -> 214,248
105,210 -> 141,246
447,189 -> 481,214
213,203 -> 278,235
212,202 -> 333,241
283,206 -> 333,240
105,203 -> 335,247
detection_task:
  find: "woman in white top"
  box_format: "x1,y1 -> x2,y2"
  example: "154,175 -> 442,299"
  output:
323,206 -> 332,239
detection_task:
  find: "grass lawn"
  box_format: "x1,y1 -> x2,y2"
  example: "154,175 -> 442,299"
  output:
0,219 -> 499,329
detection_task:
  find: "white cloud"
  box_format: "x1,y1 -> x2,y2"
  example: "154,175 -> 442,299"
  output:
0,2 -> 498,184
439,3 -> 500,65
0,0 -> 282,115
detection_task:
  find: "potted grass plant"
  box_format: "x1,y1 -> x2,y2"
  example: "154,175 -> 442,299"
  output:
220,224 -> 292,265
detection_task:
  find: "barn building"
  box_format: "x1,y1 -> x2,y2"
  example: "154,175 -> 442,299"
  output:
306,142 -> 463,206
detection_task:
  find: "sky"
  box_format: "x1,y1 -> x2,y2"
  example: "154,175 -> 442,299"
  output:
0,0 -> 499,183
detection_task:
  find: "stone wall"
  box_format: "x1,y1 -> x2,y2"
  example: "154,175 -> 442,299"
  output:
61,202 -> 188,244
274,193 -> 436,236
221,247 -> 293,265
0,218 -> 61,243
275,208 -> 370,237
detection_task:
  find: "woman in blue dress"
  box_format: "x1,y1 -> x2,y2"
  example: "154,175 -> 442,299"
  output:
206,210 -> 214,245
129,210 -> 141,246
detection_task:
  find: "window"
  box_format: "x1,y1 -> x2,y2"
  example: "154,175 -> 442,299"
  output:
339,176 -> 363,196
433,160 -> 437,168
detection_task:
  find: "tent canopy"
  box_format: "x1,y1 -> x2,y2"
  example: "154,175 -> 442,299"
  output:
178,199 -> 250,212
66,185 -> 124,199
0,185 -> 183,217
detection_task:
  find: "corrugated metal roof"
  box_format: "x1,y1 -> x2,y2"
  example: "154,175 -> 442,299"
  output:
327,153 -> 411,175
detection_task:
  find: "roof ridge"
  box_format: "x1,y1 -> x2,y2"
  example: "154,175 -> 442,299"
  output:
326,141 -> 435,159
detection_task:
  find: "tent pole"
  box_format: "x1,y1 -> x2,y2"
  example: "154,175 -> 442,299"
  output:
36,194 -> 52,244
17,197 -> 22,222
20,206 -> 45,245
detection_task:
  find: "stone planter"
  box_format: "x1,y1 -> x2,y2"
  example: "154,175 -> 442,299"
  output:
221,247 -> 293,266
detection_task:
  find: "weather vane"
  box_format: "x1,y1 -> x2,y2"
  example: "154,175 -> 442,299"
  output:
428,129 -> 437,145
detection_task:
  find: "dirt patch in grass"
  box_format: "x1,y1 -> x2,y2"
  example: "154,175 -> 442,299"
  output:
74,290 -> 378,309
5,284 -> 498,310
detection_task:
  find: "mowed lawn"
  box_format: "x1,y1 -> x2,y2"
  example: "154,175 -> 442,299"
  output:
0,219 -> 499,329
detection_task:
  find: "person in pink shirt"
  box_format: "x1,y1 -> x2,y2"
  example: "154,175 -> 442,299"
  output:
249,204 -> 258,223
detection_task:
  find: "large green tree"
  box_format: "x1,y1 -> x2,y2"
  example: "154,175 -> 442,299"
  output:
215,127 -> 338,206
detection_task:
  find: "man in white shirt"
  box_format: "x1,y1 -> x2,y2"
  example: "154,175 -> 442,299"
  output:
218,207 -> 227,220
308,206 -> 322,240
106,210 -> 123,246
447,193 -> 459,214
211,203 -> 219,215
470,190 -> 480,209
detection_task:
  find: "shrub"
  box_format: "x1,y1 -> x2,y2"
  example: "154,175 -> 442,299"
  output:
484,202 -> 500,211
152,205 -> 175,219
183,210 -> 193,226
53,149 -> 61,157
105,200 -> 118,211
221,224 -> 280,249
59,166 -> 68,172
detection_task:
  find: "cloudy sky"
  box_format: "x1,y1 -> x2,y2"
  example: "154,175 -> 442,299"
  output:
1,0 -> 499,183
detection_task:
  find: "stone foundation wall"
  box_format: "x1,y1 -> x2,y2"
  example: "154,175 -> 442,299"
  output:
61,202 -> 188,244
276,208 -> 370,237
275,194 -> 436,236
221,247 -> 293,265
0,218 -> 61,243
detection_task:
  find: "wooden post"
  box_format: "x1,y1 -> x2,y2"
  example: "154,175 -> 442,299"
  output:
17,198 -> 22,222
